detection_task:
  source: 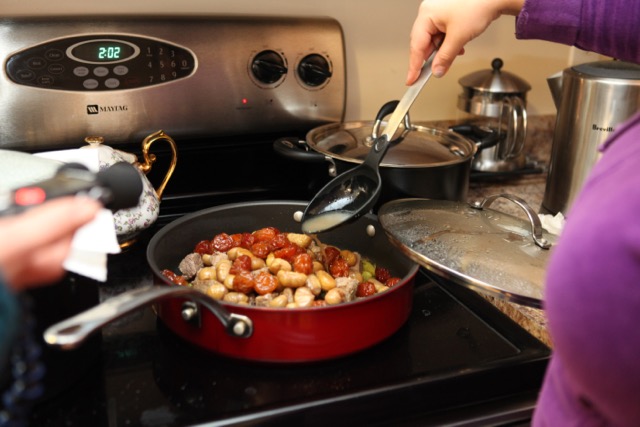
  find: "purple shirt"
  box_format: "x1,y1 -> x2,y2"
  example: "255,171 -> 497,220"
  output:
514,1 -> 640,425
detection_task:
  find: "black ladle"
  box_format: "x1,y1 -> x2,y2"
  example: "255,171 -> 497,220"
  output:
301,51 -> 437,234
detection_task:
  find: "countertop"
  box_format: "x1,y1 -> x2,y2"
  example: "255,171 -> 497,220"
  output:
430,115 -> 557,348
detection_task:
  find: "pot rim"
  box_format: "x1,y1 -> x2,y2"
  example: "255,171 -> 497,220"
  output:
305,121 -> 478,168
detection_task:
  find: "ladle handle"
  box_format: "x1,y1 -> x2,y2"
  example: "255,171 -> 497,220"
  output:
381,50 -> 436,141
43,285 -> 253,349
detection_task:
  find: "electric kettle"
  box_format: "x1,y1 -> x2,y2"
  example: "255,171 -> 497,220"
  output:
542,60 -> 640,215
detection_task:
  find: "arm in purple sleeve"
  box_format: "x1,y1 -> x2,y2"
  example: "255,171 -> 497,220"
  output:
516,0 -> 640,63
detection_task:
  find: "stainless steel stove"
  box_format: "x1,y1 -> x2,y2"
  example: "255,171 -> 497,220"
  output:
0,15 -> 549,426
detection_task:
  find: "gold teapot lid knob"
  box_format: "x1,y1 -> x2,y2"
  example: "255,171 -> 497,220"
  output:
84,136 -> 105,146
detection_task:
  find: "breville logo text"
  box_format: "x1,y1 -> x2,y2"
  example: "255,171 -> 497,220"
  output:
86,104 -> 129,115
592,124 -> 615,133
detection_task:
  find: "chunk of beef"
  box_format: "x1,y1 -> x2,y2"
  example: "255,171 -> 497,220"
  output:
179,253 -> 204,279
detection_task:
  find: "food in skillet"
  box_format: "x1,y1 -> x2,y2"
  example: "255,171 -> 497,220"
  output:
161,227 -> 401,308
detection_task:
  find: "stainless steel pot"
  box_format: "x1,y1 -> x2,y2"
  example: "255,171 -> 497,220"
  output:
274,101 -> 498,205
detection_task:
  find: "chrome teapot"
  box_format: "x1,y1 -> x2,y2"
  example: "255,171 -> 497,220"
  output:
457,58 -> 531,172
82,130 -> 177,247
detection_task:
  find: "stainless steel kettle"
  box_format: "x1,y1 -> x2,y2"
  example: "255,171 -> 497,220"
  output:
457,58 -> 531,172
542,60 -> 640,215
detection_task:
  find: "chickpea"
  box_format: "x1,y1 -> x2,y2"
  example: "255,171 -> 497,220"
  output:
196,266 -> 217,281
251,257 -> 266,271
305,274 -> 322,296
315,270 -> 336,291
206,283 -> 227,300
266,252 -> 275,267
281,288 -> 294,304
312,261 -> 324,272
340,249 -> 358,267
277,270 -> 307,288
294,287 -> 315,308
227,247 -> 253,260
324,288 -> 345,305
269,294 -> 289,308
287,233 -> 312,248
223,292 -> 249,304
268,258 -> 292,275
202,254 -> 213,266
375,284 -> 390,293
223,274 -> 235,290
216,259 -> 232,282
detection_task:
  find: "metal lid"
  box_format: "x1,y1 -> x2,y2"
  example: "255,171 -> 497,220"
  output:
572,60 -> 640,80
306,120 -> 476,168
458,58 -> 531,94
378,195 -> 557,308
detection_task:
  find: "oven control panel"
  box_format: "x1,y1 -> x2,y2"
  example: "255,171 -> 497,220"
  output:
0,16 -> 346,149
6,35 -> 196,91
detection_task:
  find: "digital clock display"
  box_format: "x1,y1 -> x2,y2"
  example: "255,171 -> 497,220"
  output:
69,39 -> 138,63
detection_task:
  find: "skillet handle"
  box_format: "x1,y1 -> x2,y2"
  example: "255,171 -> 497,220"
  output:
43,285 -> 253,350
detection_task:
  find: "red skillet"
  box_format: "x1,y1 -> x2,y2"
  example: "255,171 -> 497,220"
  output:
44,201 -> 418,363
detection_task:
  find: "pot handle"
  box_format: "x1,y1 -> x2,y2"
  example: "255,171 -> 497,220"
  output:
273,137 -> 338,177
470,193 -> 551,249
369,100 -> 412,144
449,124 -> 501,151
273,137 -> 327,163
43,285 -> 253,350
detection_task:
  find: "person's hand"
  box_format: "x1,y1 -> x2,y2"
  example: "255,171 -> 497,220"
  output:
407,0 -> 525,84
0,197 -> 101,291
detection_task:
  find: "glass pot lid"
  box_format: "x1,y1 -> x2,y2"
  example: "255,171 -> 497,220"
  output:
306,120 -> 476,168
378,195 -> 557,308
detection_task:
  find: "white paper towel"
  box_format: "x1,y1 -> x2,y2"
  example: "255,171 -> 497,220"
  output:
35,149 -> 120,281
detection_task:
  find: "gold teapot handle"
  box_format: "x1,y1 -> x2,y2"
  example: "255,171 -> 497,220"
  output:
137,130 -> 177,200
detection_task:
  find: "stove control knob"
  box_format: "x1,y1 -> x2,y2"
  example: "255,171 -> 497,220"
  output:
250,50 -> 288,85
297,54 -> 332,88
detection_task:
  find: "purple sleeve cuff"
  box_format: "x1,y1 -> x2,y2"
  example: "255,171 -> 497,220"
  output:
515,0 -> 582,46
514,0 -> 640,64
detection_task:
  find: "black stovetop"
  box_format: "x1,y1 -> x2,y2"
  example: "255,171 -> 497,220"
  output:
11,132 -> 551,426
26,222 -> 550,427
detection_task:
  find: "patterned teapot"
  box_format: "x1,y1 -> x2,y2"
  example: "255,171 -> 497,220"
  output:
82,130 -> 177,248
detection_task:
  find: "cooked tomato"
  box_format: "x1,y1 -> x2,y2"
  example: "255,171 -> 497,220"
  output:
254,271 -> 278,295
194,240 -> 212,255
253,227 -> 279,242
162,269 -> 188,286
250,241 -> 271,259
356,281 -> 377,297
385,277 -> 401,287
375,267 -> 391,283
329,256 -> 350,277
233,271 -> 255,294
230,254 -> 252,274
293,253 -> 313,274
212,233 -> 234,252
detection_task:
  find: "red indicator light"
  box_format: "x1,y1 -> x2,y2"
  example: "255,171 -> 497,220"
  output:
14,187 -> 46,206
241,98 -> 248,105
